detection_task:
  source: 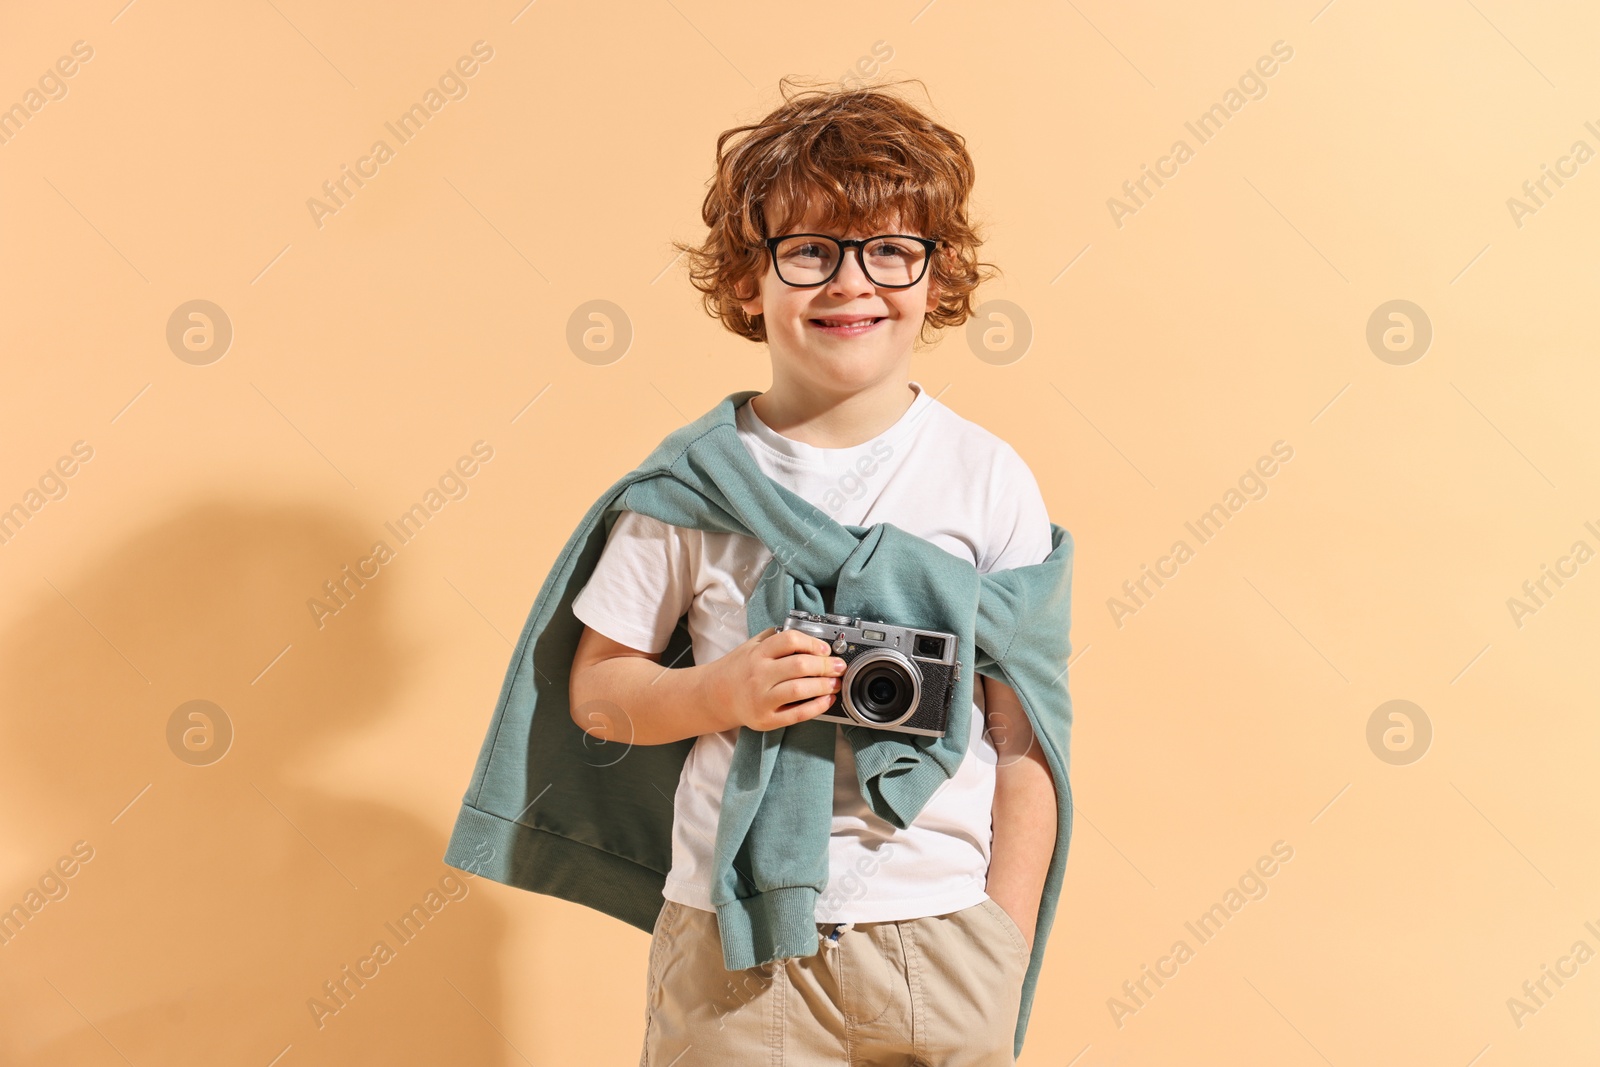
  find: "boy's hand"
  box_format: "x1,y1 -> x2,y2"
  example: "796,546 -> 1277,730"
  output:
701,626 -> 848,732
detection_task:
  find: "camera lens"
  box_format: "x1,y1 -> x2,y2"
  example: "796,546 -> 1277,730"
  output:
840,647 -> 923,729
851,662 -> 913,723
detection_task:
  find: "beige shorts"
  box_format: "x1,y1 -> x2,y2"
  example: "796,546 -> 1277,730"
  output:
639,896 -> 1028,1066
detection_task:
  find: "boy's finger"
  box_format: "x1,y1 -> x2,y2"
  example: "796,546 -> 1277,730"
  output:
760,627 -> 829,658
786,693 -> 837,725
777,652 -> 846,678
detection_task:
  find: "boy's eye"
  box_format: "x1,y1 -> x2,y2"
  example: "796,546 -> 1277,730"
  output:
865,239 -> 915,260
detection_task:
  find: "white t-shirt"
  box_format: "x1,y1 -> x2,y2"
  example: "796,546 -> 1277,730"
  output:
570,380 -> 1054,923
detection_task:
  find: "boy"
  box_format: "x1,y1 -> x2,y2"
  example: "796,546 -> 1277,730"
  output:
567,80 -> 1062,1065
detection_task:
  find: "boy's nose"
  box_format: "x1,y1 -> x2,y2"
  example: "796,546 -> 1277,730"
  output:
825,247 -> 875,294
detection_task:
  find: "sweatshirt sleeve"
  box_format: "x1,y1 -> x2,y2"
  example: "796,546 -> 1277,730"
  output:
570,510 -> 694,655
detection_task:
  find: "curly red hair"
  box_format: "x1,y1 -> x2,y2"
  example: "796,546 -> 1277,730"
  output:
672,76 -> 999,348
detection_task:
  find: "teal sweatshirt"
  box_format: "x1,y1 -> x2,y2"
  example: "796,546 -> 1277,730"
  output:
444,388 -> 1076,1059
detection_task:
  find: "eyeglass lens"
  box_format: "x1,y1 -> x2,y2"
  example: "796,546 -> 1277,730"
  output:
772,236 -> 928,287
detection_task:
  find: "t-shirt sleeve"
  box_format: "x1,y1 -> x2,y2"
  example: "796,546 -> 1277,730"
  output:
978,445 -> 1054,575
570,510 -> 694,655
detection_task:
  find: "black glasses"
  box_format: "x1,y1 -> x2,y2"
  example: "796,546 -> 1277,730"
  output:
763,233 -> 939,289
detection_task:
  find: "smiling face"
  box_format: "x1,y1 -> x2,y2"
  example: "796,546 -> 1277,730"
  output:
737,201 -> 940,398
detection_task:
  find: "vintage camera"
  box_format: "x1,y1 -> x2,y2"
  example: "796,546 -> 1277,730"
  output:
779,608 -> 960,737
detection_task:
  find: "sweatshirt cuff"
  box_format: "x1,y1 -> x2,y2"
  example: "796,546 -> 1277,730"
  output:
714,885 -> 823,969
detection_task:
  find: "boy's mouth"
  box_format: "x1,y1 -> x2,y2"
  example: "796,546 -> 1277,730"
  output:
808,316 -> 886,337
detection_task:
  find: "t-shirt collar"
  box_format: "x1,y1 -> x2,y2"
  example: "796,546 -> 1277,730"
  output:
737,381 -> 931,464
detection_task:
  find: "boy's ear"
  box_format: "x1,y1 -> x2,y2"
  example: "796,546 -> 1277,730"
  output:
923,248 -> 941,313
736,276 -> 764,318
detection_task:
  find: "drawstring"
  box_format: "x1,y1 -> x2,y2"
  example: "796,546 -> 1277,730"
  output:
825,921 -> 853,943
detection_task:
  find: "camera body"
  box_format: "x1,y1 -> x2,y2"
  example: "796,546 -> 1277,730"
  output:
779,608 -> 960,738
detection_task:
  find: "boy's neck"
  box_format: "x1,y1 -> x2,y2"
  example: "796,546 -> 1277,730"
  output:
750,373 -> 919,450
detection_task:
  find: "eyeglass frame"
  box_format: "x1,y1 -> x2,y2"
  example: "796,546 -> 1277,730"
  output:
762,233 -> 940,290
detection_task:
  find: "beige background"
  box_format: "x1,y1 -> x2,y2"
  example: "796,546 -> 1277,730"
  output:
2,0 -> 1597,1064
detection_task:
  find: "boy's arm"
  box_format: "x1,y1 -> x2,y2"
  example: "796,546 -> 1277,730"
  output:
570,624 -> 844,746
569,625 -> 739,746
983,673 -> 1057,952
974,443 -> 1057,949
569,511 -> 735,745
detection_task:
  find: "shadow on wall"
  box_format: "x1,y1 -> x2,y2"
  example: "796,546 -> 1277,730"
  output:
0,501 -> 510,1066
